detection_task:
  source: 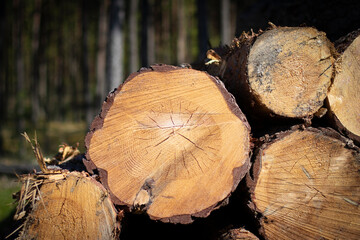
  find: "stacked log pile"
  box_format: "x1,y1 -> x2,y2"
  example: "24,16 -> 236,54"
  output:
12,25 -> 360,240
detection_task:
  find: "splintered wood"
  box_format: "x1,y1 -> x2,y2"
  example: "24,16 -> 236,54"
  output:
248,128 -> 360,239
17,172 -> 119,240
328,31 -> 360,143
85,65 -> 251,223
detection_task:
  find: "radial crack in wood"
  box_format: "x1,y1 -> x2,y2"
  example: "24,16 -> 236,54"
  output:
85,65 -> 251,223
248,127 -> 360,239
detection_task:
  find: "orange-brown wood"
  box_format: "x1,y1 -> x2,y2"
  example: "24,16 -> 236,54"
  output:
17,172 -> 119,240
248,127 -> 360,239
328,31 -> 360,144
206,26 -> 334,119
85,65 -> 251,223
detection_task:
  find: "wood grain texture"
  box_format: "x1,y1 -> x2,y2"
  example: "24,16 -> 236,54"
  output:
85,65 -> 251,223
17,172 -> 119,240
248,27 -> 333,117
205,26 -> 334,119
328,32 -> 360,143
248,127 -> 360,239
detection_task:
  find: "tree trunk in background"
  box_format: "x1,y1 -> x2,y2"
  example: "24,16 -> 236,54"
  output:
14,0 -> 25,157
148,0 -> 155,65
177,0 -> 186,64
96,0 -> 108,108
161,1 -> 171,63
0,0 -> 6,153
129,0 -> 139,73
140,0 -> 148,67
106,0 -> 125,92
196,0 -> 209,60
221,0 -> 231,45
82,0 -> 92,126
31,0 -> 42,125
56,10 -> 65,121
141,0 -> 155,67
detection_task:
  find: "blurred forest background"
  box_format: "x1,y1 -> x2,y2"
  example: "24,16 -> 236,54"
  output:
0,0 -> 359,237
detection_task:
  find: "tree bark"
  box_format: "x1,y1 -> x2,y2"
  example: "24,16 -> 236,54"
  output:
247,127 -> 360,239
84,65 -> 251,224
0,0 -> 6,153
106,0 -> 126,91
16,171 -> 120,240
205,26 -> 335,121
327,29 -> 360,144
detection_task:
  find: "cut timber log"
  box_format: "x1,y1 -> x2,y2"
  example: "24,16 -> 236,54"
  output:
206,26 -> 334,119
219,228 -> 259,240
327,29 -> 360,144
16,171 -> 120,240
247,127 -> 360,239
85,64 -> 251,223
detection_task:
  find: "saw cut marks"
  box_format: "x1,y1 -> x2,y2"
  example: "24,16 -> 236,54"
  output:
132,98 -> 221,180
248,27 -> 333,117
328,32 -> 360,143
85,65 -> 251,223
250,128 -> 360,239
17,172 -> 119,240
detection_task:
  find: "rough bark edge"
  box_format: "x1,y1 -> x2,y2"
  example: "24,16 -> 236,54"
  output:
326,30 -> 360,146
334,28 -> 360,54
15,171 -> 121,240
245,125 -> 360,238
145,158 -> 252,224
84,64 -> 252,223
205,25 -> 335,120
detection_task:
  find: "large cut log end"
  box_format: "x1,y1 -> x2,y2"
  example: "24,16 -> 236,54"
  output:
85,65 -> 251,223
328,31 -> 360,144
248,127 -> 360,239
